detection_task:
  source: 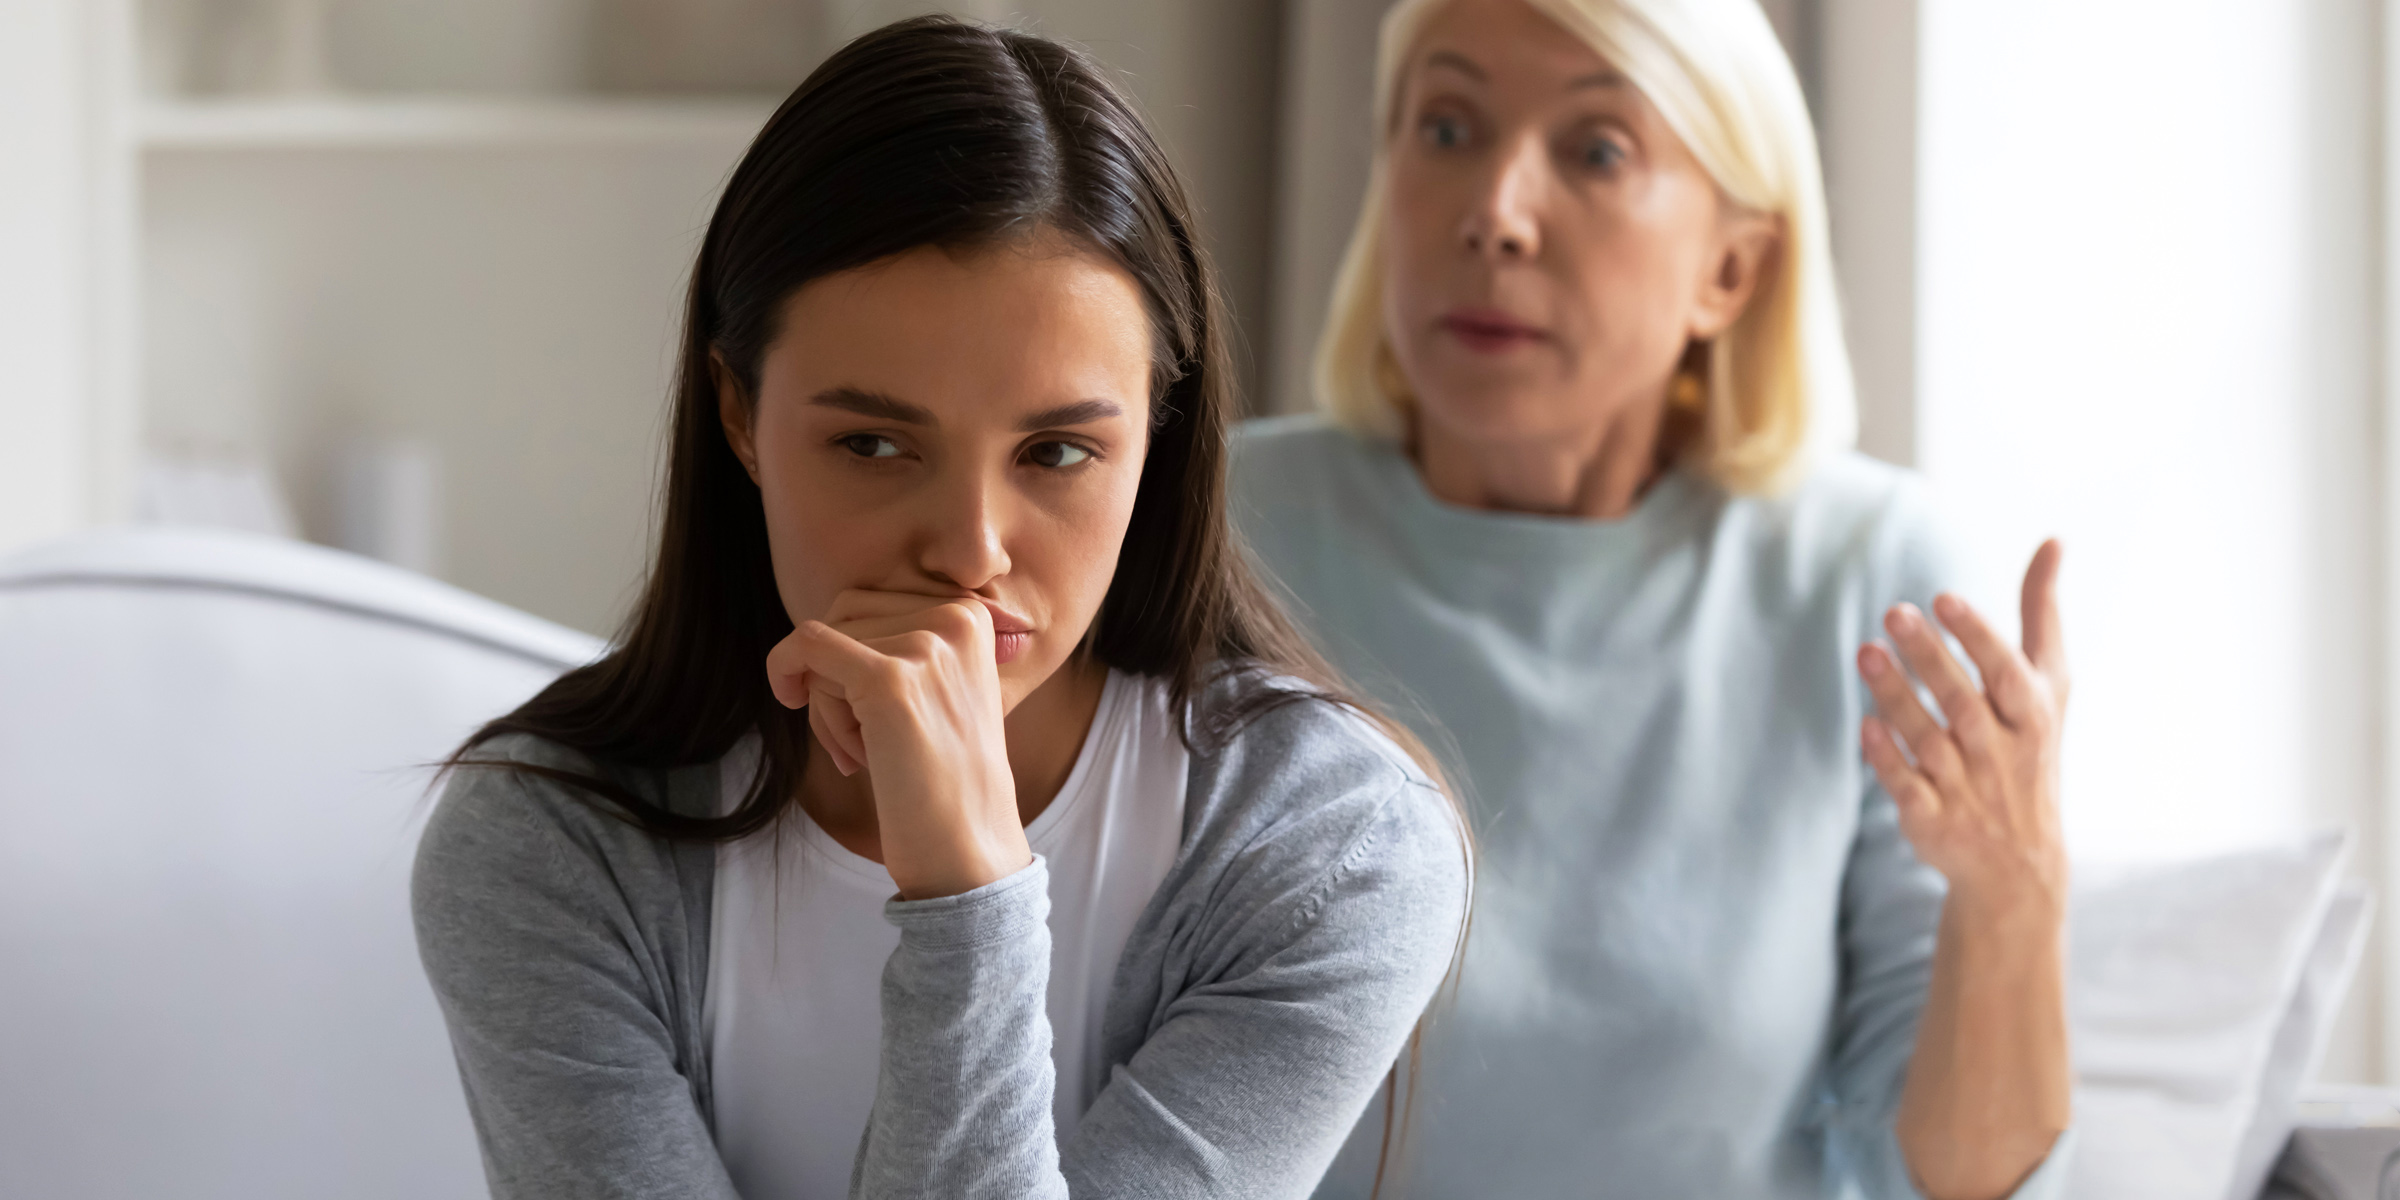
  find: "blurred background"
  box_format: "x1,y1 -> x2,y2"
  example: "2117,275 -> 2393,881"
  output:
0,0 -> 2390,1092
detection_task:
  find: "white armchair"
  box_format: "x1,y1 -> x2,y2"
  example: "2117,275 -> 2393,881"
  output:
0,528 -> 600,1199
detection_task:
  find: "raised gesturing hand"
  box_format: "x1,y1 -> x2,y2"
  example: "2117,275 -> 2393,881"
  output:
765,589 -> 1032,900
1856,541 -> 2070,911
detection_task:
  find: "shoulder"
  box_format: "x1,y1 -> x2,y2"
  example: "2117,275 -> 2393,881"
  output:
1740,451 -> 1941,549
1177,667 -> 1468,932
1719,451 -> 1960,609
1225,416 -> 1408,587
1226,414 -> 1386,510
413,733 -> 700,943
1228,411 -> 1356,465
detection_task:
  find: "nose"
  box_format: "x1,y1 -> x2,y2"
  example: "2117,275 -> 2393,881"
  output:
915,461 -> 1012,593
1459,135 -> 1544,262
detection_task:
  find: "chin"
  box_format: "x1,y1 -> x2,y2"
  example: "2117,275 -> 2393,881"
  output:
996,648 -> 1061,711
1416,381 -> 1586,445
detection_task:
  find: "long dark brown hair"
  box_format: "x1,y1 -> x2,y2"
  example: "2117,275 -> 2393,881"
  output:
449,14 -> 1436,838
447,18 -> 1460,1191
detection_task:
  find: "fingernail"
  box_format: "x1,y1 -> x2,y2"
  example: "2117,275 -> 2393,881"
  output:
1934,594 -> 1964,619
1887,605 -> 1920,631
1858,646 -> 1886,676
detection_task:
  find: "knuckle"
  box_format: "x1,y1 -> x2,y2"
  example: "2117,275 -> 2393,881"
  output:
1892,779 -> 1939,812
2021,697 -> 2058,735
1995,658 -> 2035,694
1923,736 -> 1969,779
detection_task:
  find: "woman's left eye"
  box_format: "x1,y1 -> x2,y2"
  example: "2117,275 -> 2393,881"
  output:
1025,441 -> 1092,469
839,434 -> 903,459
1574,135 -> 1626,171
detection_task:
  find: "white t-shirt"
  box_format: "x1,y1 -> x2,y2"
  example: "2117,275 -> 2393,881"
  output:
704,669 -> 1189,1200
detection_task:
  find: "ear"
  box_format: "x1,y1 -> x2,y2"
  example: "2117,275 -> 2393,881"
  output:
711,352 -> 762,485
1687,209 -> 1782,341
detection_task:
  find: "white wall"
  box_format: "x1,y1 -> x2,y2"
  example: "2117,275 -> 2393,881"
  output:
1264,0 -> 1387,415
1912,0 -> 2384,1078
0,0 -> 97,552
142,143 -> 739,636
1816,0 -> 1915,466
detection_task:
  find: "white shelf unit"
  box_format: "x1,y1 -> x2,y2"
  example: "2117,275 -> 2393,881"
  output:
123,94 -> 770,634
110,30 -> 790,634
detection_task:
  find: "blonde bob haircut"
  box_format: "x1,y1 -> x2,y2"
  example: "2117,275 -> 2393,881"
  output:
1317,0 -> 1854,494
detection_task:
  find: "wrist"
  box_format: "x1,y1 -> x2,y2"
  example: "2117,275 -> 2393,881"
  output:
891,829 -> 1033,901
1943,872 -> 2068,946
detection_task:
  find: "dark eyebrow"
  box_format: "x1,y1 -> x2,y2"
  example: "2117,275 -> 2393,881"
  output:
1569,69 -> 1629,90
1018,400 -> 1124,432
810,386 -> 936,425
1423,50 -> 1486,82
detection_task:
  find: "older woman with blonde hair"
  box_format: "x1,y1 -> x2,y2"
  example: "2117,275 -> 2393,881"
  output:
1231,0 -> 2074,1196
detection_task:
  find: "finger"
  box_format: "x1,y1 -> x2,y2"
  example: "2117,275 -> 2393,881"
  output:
784,620 -> 899,695
1930,593 -> 2046,731
822,683 -> 867,765
2020,539 -> 2069,699
808,691 -> 864,776
827,598 -> 993,671
821,588 -> 975,626
831,606 -> 986,648
795,670 -> 866,769
1862,716 -> 1944,824
1856,642 -> 1976,797
764,630 -> 812,710
1883,604 -> 2005,767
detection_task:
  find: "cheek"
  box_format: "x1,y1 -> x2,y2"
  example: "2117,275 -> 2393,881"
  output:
1028,466 -> 1143,618
752,444 -> 872,623
1381,178 -> 1454,312
1553,216 -> 1695,359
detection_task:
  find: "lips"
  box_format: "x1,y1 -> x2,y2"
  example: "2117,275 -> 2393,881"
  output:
979,600 -> 1035,666
1438,307 -> 1546,354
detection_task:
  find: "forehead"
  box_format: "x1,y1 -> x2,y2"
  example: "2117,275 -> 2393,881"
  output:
1406,0 -> 1622,99
768,238 -> 1153,421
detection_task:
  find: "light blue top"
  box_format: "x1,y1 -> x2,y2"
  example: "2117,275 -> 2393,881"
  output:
1229,415 -> 2067,1200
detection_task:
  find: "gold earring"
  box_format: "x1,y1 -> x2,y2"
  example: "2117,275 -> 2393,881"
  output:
1670,372 -> 1706,413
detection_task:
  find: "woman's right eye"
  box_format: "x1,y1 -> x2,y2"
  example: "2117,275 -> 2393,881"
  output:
838,434 -> 903,459
1419,113 -> 1471,150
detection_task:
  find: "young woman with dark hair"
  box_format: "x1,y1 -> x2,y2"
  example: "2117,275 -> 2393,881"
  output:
410,16 -> 1467,1200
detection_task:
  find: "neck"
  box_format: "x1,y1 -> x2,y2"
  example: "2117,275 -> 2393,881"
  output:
796,653 -> 1110,864
1413,389 -> 1674,519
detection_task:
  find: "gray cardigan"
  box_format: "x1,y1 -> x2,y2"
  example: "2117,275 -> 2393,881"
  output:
411,673 -> 1469,1199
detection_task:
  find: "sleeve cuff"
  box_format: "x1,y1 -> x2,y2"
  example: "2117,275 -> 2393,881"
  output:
881,855 -> 1050,952
1991,1126 -> 2075,1200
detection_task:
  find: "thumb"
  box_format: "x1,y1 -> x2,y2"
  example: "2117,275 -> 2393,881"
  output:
2020,539 -> 2068,690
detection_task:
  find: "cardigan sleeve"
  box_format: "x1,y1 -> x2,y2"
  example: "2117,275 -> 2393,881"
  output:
851,699 -> 1470,1200
411,753 -> 736,1200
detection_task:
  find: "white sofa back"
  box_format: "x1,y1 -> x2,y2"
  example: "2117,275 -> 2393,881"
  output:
0,529 -> 601,1199
0,528 -> 2374,1199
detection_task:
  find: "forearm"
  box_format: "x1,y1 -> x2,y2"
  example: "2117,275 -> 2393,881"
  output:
1895,884 -> 2071,1200
861,860 -> 1067,1200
